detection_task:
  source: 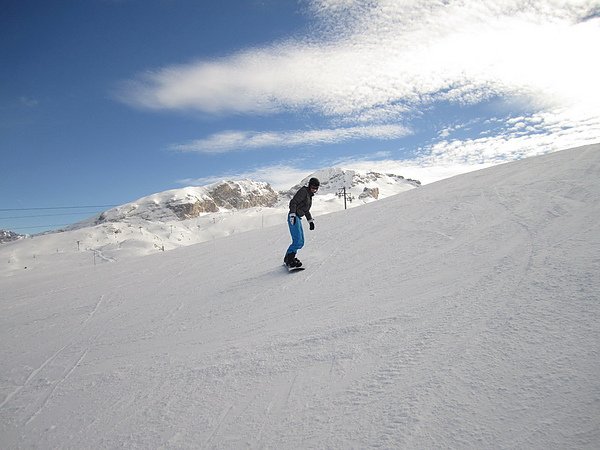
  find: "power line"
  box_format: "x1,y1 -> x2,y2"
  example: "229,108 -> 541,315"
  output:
9,223 -> 75,231
0,211 -> 104,220
0,205 -> 118,212
1,204 -> 114,233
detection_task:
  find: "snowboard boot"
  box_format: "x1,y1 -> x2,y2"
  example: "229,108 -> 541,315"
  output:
284,252 -> 301,268
284,252 -> 296,267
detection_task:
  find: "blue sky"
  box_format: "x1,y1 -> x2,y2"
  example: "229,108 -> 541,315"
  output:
2,0 -> 599,234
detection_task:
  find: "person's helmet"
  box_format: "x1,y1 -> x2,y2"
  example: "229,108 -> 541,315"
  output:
308,177 -> 320,188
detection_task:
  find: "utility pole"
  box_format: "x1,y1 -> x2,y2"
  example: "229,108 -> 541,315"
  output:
337,187 -> 355,210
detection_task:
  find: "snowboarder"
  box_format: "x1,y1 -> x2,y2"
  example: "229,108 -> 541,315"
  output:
284,177 -> 319,268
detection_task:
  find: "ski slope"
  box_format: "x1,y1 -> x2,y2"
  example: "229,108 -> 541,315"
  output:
1,144 -> 599,448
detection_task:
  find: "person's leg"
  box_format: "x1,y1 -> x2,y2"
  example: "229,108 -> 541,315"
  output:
286,217 -> 304,255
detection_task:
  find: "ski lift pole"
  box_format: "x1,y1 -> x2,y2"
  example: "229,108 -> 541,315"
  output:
337,187 -> 354,210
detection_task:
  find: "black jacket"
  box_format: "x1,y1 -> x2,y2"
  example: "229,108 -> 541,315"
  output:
289,186 -> 314,221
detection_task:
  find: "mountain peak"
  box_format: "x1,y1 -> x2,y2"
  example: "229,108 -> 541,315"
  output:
0,229 -> 25,244
90,179 -> 279,224
286,168 -> 420,201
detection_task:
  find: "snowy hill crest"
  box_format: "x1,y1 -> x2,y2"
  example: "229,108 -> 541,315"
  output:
94,169 -> 419,227
0,230 -> 24,244
92,180 -> 279,224
287,168 -> 420,199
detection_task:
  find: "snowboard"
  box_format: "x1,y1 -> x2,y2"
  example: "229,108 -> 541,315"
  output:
284,264 -> 305,272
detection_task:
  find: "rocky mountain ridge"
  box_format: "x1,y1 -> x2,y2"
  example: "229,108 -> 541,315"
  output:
0,230 -> 25,244
289,168 -> 420,195
75,169 -> 419,229
86,180 -> 279,227
287,168 -> 421,201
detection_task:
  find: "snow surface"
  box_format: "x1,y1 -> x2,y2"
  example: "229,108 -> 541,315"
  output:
1,144 -> 599,448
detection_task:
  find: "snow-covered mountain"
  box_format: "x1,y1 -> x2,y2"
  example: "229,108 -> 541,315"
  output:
285,168 -> 420,200
81,170 -> 419,227
79,180 -> 279,225
1,144 -> 598,448
0,230 -> 24,244
0,169 -> 419,276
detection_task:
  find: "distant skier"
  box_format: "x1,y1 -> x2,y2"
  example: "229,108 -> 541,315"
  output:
284,177 -> 320,268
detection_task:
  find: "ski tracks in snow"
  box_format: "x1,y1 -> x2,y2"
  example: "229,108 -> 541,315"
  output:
81,294 -> 104,327
203,404 -> 234,448
1,293 -> 113,428
25,348 -> 89,425
254,371 -> 299,449
0,342 -> 70,411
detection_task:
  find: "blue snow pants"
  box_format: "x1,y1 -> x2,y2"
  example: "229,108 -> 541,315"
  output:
286,214 -> 304,255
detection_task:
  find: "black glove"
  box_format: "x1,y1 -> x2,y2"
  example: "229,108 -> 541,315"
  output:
309,220 -> 315,231
289,213 -> 296,225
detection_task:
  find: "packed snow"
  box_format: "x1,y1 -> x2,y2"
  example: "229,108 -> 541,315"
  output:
1,144 -> 599,448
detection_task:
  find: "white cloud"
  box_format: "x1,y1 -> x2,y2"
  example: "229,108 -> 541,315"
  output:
170,124 -> 410,153
121,0 -> 599,161
120,0 -> 599,119
341,105 -> 600,183
179,164 -> 317,191
176,104 -> 599,190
